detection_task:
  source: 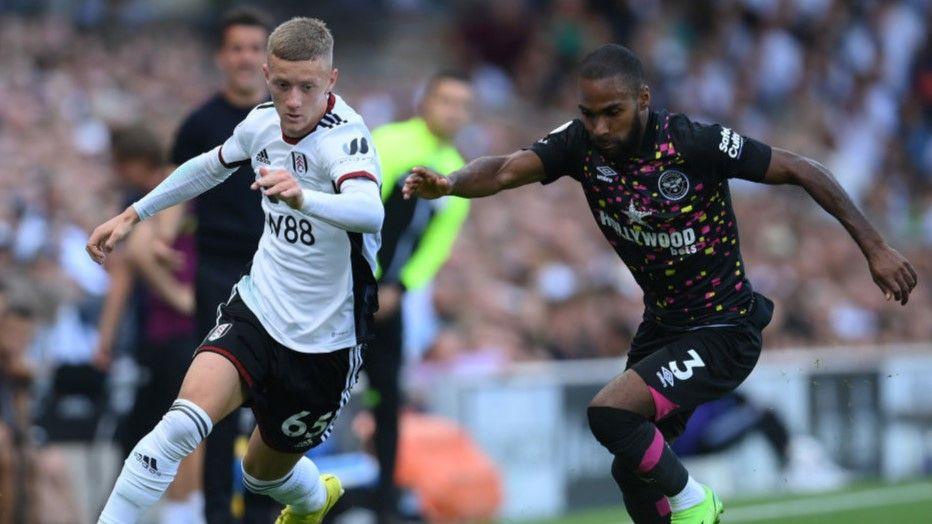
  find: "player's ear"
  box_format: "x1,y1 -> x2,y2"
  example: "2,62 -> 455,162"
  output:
328,68 -> 339,92
638,84 -> 650,111
262,63 -> 270,82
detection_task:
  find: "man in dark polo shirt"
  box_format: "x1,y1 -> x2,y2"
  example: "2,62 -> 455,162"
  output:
169,8 -> 274,523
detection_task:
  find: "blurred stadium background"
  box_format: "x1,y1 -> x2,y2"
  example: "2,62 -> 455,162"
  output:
1,0 -> 932,522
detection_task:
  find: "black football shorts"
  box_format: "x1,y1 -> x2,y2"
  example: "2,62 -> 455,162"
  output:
627,292 -> 774,441
196,290 -> 364,453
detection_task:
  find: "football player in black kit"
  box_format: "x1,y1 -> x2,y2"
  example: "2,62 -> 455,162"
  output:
403,45 -> 917,523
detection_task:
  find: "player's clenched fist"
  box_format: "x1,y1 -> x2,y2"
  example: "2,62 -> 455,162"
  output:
86,207 -> 140,264
252,167 -> 304,209
402,166 -> 452,200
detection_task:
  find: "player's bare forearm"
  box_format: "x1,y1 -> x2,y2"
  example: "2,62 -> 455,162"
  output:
763,148 -> 917,303
451,151 -> 546,197
404,150 -> 545,200
763,149 -> 882,255
447,155 -> 512,197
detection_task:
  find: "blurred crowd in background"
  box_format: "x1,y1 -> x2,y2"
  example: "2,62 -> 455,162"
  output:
1,0 -> 932,518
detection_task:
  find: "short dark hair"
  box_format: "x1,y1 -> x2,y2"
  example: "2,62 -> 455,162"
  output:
425,69 -> 472,95
218,7 -> 271,48
579,44 -> 645,92
110,126 -> 164,167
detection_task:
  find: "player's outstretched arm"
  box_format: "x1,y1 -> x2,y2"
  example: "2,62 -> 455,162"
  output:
253,167 -> 383,233
403,149 -> 546,200
762,148 -> 918,305
86,207 -> 140,265
87,148 -> 238,264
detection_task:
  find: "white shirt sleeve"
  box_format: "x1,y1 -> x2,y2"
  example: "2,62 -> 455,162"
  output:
300,178 -> 383,233
316,122 -> 382,191
217,117 -> 252,168
131,146 -> 236,220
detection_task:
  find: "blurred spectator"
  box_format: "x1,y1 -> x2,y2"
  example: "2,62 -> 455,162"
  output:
0,292 -> 38,523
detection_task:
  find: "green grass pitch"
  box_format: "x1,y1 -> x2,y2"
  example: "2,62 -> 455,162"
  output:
514,480 -> 932,524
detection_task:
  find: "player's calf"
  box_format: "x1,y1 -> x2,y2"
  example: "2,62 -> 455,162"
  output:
98,399 -> 212,524
588,406 -> 707,516
612,457 -> 672,523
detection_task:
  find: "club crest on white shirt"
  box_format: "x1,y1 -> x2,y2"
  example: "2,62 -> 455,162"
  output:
292,152 -> 308,174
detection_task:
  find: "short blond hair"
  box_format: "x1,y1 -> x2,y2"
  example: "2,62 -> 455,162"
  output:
267,17 -> 333,62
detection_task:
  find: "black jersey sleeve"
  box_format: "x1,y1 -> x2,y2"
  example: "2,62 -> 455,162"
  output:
170,113 -> 204,166
669,114 -> 772,182
528,119 -> 587,185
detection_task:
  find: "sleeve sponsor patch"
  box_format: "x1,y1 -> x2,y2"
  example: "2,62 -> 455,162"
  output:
718,127 -> 744,159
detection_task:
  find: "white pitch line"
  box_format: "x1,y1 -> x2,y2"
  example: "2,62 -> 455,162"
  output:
723,483 -> 932,522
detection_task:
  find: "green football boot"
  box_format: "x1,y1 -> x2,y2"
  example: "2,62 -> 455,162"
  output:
670,485 -> 724,524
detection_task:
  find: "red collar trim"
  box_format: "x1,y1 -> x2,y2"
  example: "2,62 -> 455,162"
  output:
282,93 -> 337,145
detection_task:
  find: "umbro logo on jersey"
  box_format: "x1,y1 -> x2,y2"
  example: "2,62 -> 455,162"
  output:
343,137 -> 369,156
292,152 -> 308,174
134,452 -> 161,476
595,165 -> 618,183
255,149 -> 271,165
206,322 -> 232,342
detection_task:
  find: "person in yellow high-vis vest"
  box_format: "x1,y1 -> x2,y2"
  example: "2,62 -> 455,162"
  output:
364,71 -> 473,522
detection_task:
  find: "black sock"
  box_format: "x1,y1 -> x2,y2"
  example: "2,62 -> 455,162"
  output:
612,457 -> 671,524
588,406 -> 688,497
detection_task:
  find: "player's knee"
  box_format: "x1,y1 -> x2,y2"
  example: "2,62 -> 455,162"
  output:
589,370 -> 654,416
149,399 -> 213,461
587,406 -> 649,455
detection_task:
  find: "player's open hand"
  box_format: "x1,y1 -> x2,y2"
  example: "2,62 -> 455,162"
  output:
867,244 -> 918,305
403,166 -> 451,200
253,167 -> 304,209
86,208 -> 139,265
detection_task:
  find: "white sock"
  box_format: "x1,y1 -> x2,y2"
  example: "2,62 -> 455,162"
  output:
668,476 -> 707,512
187,491 -> 205,524
242,457 -> 326,515
98,399 -> 212,524
159,499 -> 191,524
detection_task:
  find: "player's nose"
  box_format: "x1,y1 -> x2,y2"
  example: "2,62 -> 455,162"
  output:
594,118 -> 610,137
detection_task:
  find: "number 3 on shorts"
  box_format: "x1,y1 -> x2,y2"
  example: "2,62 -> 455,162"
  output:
281,411 -> 334,439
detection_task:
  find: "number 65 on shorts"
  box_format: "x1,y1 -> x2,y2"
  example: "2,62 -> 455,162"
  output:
197,291 -> 364,453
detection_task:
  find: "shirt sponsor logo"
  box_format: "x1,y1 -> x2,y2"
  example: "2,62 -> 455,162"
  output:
599,209 -> 698,256
718,127 -> 744,159
658,170 -> 689,200
621,201 -> 653,227
342,137 -> 369,156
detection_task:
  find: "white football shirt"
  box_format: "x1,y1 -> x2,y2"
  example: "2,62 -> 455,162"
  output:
218,94 -> 381,353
